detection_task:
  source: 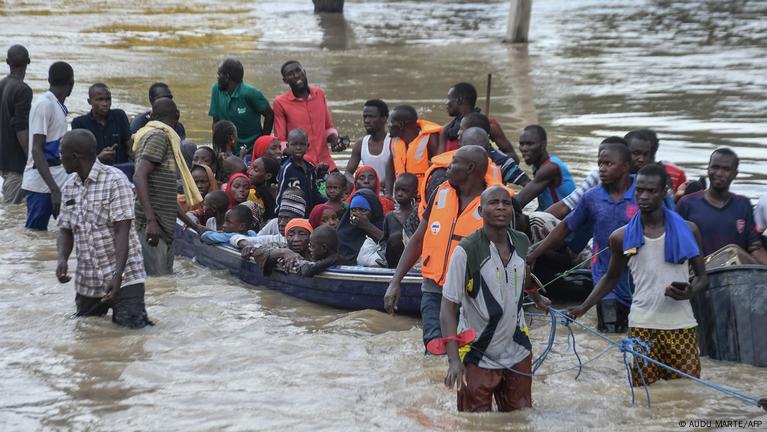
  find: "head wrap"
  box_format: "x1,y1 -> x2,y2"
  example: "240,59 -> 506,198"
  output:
252,135 -> 278,161
284,218 -> 313,236
193,163 -> 219,192
337,189 -> 384,265
309,204 -> 334,229
350,195 -> 372,210
225,173 -> 250,209
345,165 -> 394,214
279,193 -> 307,218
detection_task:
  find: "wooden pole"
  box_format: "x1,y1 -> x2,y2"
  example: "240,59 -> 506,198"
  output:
505,0 -> 532,43
484,73 -> 492,116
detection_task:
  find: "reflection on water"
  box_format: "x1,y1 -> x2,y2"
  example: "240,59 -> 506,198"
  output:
2,0 -> 767,429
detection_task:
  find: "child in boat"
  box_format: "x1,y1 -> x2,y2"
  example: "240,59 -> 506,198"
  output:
192,146 -> 217,173
220,155 -> 247,185
187,190 -> 228,231
346,165 -> 395,214
324,171 -> 348,218
200,205 -> 257,245
248,156 -> 279,227
251,135 -> 283,161
212,120 -> 237,161
178,164 -> 218,212
242,218 -> 312,267
337,190 -> 385,265
257,223 -> 340,277
276,128 -> 327,217
225,173 -> 263,231
378,173 -> 418,268
257,189 -> 306,237
308,204 -> 339,229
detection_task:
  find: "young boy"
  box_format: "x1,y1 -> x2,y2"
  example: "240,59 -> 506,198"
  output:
528,140 -> 637,333
276,128 -> 326,216
186,190 -> 229,231
200,205 -> 256,245
220,155 -> 246,185
325,171 -> 348,218
248,156 -> 279,222
380,173 -> 418,267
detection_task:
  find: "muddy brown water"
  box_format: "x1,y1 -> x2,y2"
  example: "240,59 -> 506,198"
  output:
1,0 -> 766,430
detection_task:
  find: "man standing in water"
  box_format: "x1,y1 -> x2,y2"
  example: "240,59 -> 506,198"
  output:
133,98 -> 184,276
56,129 -> 151,328
441,185 -> 550,412
21,61 -> 74,230
273,60 -> 342,172
208,58 -> 273,156
344,99 -> 394,195
385,146 -> 498,346
0,44 -> 32,204
72,83 -> 132,165
569,164 -> 707,385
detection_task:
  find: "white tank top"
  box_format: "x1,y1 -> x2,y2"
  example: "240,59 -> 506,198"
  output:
627,233 -> 698,330
361,134 -> 391,186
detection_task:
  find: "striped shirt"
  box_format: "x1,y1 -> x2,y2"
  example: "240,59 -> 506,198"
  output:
562,169 -> 600,210
57,160 -> 145,297
134,129 -> 178,241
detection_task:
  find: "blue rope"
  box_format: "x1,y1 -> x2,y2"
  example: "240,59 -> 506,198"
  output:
549,308 -> 764,409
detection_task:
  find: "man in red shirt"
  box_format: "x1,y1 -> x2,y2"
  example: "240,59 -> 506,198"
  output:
272,61 -> 343,172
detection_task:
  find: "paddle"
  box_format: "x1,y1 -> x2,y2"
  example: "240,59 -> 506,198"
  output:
426,328 -> 477,355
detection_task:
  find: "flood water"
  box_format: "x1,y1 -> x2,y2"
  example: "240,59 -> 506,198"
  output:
1,0 -> 767,430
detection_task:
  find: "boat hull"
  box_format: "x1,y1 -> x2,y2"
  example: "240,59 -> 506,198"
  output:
692,264 -> 767,367
174,224 -> 423,315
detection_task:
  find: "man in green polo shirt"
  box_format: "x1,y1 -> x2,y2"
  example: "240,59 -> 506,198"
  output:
208,58 -> 273,156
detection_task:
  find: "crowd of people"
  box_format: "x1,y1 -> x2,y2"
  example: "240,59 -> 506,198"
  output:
2,44 -> 767,413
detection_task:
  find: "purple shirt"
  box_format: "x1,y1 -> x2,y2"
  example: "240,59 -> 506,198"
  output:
676,190 -> 760,256
565,179 -> 639,306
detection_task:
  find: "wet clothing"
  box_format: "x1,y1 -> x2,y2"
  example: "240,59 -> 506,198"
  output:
136,221 -> 174,276
72,109 -> 132,164
134,129 -> 178,242
208,82 -> 271,154
627,326 -> 700,386
565,178 -> 638,307
130,111 -> 186,140
0,75 -> 33,196
25,190 -> 55,230
457,356 -> 533,412
531,154 -> 575,211
677,190 -> 762,256
75,283 -> 152,329
57,160 -> 146,297
272,86 -> 337,171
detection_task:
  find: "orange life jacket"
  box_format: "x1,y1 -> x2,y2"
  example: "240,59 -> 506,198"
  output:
417,150 -> 504,218
391,119 -> 442,190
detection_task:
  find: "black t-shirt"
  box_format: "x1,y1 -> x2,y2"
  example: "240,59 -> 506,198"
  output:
72,109 -> 132,164
0,76 -> 33,173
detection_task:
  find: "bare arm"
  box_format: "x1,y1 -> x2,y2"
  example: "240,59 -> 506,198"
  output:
427,133 -> 441,159
570,229 -> 628,317
16,130 -> 28,159
384,215 -> 427,314
437,125 -> 448,156
133,159 -> 158,222
687,222 -> 708,295
384,155 -> 395,197
56,228 -> 74,283
440,298 -> 466,390
515,163 -> 559,208
489,122 -> 519,162
344,139 -> 363,178
107,219 -> 132,297
545,200 -> 571,220
262,105 -> 274,135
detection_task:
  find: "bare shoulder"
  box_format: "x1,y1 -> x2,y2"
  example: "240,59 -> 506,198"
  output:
608,227 -> 626,249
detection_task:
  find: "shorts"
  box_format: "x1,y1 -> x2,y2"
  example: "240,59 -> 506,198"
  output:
136,222 -> 174,276
597,299 -> 630,333
25,191 -> 53,231
75,283 -> 153,329
420,290 -> 443,348
627,326 -> 701,386
1,170 -> 24,204
457,354 -> 533,412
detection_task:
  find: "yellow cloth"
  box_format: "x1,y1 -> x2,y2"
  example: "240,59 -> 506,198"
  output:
132,120 -> 203,209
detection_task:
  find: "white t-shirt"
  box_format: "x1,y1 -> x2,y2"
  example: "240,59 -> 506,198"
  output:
361,134 -> 392,187
627,233 -> 698,330
754,195 -> 767,237
21,91 -> 70,193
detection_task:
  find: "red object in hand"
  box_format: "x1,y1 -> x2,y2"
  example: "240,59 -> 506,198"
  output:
426,328 -> 477,355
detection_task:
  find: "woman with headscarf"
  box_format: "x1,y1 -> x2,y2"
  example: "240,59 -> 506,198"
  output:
251,135 -> 284,161
337,189 -> 384,265
178,163 -> 219,212
308,203 -> 339,229
346,165 -> 395,215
